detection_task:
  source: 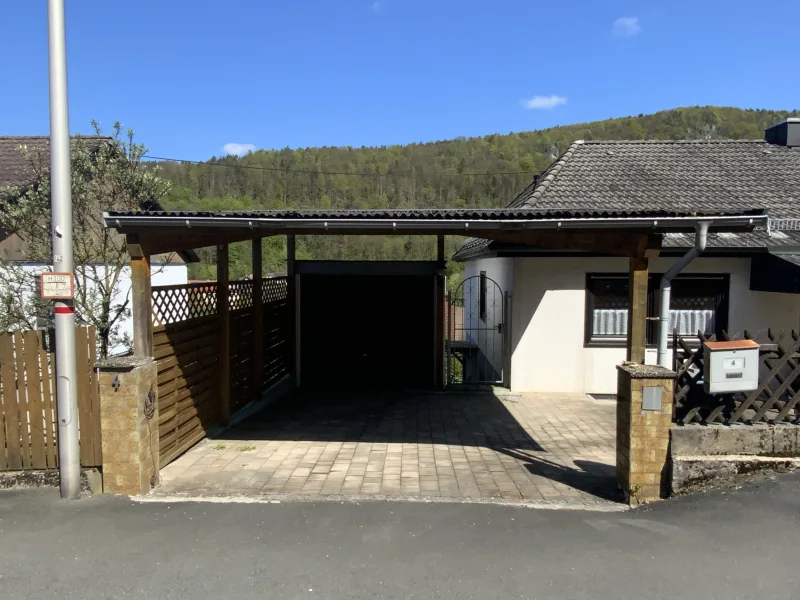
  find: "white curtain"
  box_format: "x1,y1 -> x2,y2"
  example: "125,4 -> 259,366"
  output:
592,308 -> 714,337
592,309 -> 629,336
669,309 -> 715,335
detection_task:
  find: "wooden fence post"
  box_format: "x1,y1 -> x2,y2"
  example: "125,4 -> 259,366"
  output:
252,237 -> 264,396
218,244 -> 231,423
130,246 -> 153,358
626,256 -> 649,364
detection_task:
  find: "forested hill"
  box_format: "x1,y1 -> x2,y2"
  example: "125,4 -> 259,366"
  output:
157,106 -> 798,279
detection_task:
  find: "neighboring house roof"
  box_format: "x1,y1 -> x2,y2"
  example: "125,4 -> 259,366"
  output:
454,139 -> 800,261
0,135 -> 111,189
0,135 -> 199,264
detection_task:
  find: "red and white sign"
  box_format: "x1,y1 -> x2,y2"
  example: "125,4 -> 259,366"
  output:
40,272 -> 74,300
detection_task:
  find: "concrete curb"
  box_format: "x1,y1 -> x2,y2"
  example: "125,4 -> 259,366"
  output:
671,456 -> 800,495
135,491 -> 629,512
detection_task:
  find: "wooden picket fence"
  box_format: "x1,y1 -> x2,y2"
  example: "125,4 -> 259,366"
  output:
0,326 -> 102,471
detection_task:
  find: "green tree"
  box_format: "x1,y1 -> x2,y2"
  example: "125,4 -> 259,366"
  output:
152,106 -> 800,284
1,122 -> 172,357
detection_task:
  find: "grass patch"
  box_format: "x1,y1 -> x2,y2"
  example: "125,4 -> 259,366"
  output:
213,442 -> 227,451
236,444 -> 257,452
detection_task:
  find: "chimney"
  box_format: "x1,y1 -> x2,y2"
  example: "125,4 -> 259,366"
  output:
765,118 -> 800,148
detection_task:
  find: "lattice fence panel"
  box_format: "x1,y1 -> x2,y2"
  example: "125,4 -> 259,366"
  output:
673,329 -> 800,425
263,276 -> 288,304
152,283 -> 218,327
229,280 -> 255,311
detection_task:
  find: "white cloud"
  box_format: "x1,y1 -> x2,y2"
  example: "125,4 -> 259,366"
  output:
521,95 -> 567,110
372,1 -> 381,12
612,16 -> 641,36
223,143 -> 256,157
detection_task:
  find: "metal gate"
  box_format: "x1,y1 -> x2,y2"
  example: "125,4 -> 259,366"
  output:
446,274 -> 509,386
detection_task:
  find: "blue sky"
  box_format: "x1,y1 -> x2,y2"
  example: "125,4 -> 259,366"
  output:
1,1 -> 797,160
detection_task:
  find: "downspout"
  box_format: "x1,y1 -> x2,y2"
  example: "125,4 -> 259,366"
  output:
656,221 -> 710,368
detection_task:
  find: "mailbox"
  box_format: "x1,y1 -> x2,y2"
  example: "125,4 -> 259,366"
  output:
703,339 -> 759,394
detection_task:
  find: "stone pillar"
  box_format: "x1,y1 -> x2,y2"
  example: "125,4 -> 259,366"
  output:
97,357 -> 159,495
616,362 -> 676,505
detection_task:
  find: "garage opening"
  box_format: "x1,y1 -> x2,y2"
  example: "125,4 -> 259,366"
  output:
297,261 -> 439,390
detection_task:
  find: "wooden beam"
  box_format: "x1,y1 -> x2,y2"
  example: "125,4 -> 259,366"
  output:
217,244 -> 231,423
123,227 -> 662,258
133,231 -> 276,255
486,230 -> 662,258
626,256 -> 649,363
123,227 -> 664,258
252,238 -> 264,397
131,253 -> 153,358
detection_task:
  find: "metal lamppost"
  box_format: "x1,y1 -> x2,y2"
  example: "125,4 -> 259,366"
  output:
47,0 -> 81,500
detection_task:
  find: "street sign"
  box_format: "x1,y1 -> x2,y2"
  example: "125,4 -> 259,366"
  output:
40,272 -> 74,299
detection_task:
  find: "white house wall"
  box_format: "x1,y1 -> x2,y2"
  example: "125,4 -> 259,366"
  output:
0,262 -> 187,355
509,256 -> 800,394
462,257 -> 513,378
117,264 -> 188,354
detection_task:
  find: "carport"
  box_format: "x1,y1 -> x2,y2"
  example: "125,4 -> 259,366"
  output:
103,207 -> 767,501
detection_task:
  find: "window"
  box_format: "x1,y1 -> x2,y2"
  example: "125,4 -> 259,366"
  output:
479,271 -> 487,322
585,273 -> 729,346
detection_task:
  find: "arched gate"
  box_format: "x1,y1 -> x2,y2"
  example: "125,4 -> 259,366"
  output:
446,274 -> 508,385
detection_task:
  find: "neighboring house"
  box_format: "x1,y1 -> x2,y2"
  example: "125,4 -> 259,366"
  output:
0,136 -> 197,354
453,119 -> 800,395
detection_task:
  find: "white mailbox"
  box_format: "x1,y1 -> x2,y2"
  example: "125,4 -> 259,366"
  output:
703,339 -> 759,394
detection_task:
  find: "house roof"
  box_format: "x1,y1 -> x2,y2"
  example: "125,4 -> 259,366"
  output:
454,139 -> 800,261
0,136 -> 110,189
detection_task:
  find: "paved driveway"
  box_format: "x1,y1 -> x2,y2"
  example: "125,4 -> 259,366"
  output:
155,390 -> 619,507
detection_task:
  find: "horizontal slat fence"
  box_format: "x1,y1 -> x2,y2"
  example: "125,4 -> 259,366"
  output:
230,280 -> 256,414
0,326 -> 101,471
154,313 -> 221,467
152,276 -> 290,467
674,328 -> 800,425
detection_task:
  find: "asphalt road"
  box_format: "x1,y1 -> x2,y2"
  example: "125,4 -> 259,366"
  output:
1,473 -> 799,600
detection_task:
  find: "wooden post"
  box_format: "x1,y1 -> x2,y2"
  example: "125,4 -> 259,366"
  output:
286,234 -> 298,387
626,256 -> 649,364
217,244 -> 231,423
252,237 -> 264,397
434,234 -> 446,389
130,252 -> 153,358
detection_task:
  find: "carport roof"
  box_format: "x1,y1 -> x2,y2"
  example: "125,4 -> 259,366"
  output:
105,206 -> 766,229
104,206 -> 767,258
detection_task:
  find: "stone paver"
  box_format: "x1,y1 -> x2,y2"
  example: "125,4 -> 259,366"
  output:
154,390 -> 619,505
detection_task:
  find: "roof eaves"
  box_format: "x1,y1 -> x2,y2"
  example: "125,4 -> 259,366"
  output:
451,238 -> 493,262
